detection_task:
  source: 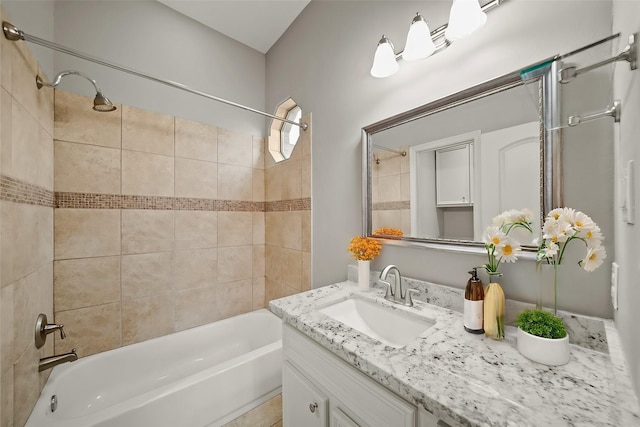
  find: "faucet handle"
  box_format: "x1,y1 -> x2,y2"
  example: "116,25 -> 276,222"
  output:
378,279 -> 394,299
404,288 -> 419,307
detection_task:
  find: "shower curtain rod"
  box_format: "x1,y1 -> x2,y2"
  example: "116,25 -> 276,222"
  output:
2,21 -> 308,131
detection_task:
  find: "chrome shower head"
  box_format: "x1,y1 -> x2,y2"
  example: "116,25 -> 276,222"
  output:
36,70 -> 117,112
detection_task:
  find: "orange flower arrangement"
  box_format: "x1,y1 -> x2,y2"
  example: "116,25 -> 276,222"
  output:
373,227 -> 403,238
348,236 -> 382,261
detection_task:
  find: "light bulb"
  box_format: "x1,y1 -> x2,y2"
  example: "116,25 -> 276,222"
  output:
403,13 -> 436,61
445,0 -> 487,41
370,35 -> 399,78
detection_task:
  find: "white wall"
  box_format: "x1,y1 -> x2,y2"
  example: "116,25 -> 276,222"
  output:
612,0 -> 640,399
3,0 -> 267,136
1,0 -> 54,77
266,0 -> 616,318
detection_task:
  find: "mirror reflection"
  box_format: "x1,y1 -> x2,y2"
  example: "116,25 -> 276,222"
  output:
367,79 -> 544,246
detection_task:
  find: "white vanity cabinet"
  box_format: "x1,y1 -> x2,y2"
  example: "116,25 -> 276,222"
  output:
435,144 -> 473,207
282,325 -> 445,427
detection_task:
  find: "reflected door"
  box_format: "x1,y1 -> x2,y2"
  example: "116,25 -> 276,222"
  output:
476,121 -> 540,242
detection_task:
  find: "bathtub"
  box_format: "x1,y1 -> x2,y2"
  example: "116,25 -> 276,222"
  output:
26,309 -> 283,427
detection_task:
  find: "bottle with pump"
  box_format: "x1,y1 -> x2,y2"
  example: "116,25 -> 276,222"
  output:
464,268 -> 484,334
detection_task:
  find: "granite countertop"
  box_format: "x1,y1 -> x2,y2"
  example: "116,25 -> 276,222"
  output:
269,278 -> 640,427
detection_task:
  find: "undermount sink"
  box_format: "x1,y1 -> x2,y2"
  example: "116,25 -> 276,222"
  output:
317,297 -> 435,348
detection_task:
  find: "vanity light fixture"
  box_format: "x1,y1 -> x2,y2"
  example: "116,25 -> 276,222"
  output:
370,0 -> 503,78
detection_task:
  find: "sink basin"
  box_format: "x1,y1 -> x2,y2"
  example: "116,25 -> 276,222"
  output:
317,297 -> 435,348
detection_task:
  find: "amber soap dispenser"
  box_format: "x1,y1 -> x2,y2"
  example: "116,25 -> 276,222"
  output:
464,268 -> 485,334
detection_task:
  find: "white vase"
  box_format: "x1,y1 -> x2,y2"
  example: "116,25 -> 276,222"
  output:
358,260 -> 370,291
517,327 -> 570,366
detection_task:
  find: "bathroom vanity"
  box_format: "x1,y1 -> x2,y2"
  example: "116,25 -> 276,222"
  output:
269,273 -> 640,427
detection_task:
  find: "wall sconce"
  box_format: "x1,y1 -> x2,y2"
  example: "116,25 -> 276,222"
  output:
370,0 -> 504,78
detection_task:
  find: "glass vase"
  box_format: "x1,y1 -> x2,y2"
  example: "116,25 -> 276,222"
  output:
536,263 -> 560,314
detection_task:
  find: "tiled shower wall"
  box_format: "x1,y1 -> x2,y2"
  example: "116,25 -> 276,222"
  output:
264,114 -> 312,301
0,23 -> 55,427
371,146 -> 410,234
52,91 -> 312,358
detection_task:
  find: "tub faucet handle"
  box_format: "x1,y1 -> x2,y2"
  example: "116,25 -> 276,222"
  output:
35,313 -> 66,349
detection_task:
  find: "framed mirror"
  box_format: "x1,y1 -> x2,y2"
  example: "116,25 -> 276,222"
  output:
362,62 -> 562,250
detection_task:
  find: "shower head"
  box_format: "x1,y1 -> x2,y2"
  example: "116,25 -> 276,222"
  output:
36,70 -> 117,112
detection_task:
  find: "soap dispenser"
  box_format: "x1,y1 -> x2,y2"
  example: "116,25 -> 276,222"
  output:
464,268 -> 484,334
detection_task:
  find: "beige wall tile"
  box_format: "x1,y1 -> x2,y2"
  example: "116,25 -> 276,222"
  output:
375,151 -> 402,177
302,252 -> 311,291
122,294 -> 174,345
175,117 -> 217,162
54,303 -> 121,357
54,256 -> 120,312
13,265 -> 53,359
1,284 -> 14,371
252,136 -> 265,170
175,248 -> 217,291
121,252 -> 174,300
13,344 -> 39,427
175,286 -> 219,332
4,96 -> 53,189
218,246 -> 252,284
217,164 -> 252,201
281,249 -> 302,291
218,128 -> 252,167
377,210 -> 403,231
122,150 -> 174,196
1,23 -> 13,92
54,90 -> 121,148
371,176 -> 379,204
302,211 -> 311,253
54,209 -> 120,260
301,114 -> 311,158
2,366 -> 14,427
1,89 -> 11,165
281,159 -> 302,200
122,209 -> 174,254
401,209 -> 411,236
252,277 -> 266,310
217,279 -> 252,320
401,173 -> 410,201
253,168 -> 265,202
253,212 -> 265,245
1,202 -> 53,287
10,40 -> 42,127
265,245 -> 282,284
282,211 -> 302,251
175,157 -> 217,199
264,277 -> 280,305
175,210 -> 217,250
378,174 -> 401,203
253,245 -> 265,278
122,105 -> 174,156
301,155 -> 311,199
400,146 -> 410,173
265,166 -> 282,202
218,212 -> 252,247
54,140 -> 120,194
265,212 -> 284,248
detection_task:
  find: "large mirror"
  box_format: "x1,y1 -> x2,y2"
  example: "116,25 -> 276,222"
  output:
362,65 -> 561,249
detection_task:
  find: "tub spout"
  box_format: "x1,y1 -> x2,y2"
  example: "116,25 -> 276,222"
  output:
39,349 -> 78,372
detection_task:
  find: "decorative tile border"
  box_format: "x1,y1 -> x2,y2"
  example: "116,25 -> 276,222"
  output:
54,191 -> 310,212
0,175 -> 54,207
372,201 -> 410,210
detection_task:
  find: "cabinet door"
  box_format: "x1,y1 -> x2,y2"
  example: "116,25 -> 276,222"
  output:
436,144 -> 471,206
283,361 -> 328,427
330,407 -> 360,427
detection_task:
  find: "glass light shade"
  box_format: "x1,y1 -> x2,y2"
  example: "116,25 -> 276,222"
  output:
445,0 -> 487,41
370,36 -> 399,78
402,13 -> 436,61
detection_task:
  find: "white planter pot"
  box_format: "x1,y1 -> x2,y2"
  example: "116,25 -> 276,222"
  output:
517,327 -> 570,366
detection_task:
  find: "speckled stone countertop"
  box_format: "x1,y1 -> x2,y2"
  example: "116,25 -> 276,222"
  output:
269,278 -> 640,427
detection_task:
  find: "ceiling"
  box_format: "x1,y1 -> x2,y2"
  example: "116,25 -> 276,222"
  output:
157,0 -> 311,54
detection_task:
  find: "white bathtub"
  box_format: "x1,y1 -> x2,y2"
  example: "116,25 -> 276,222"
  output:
26,309 -> 283,427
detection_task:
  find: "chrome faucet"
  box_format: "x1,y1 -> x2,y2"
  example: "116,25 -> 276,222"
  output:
378,265 -> 419,306
39,349 -> 78,372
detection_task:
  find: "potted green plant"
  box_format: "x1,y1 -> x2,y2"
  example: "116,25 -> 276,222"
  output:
515,207 -> 606,366
515,309 -> 569,365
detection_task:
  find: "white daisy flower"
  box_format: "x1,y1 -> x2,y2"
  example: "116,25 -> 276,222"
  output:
483,226 -> 507,247
580,246 -> 607,272
497,238 -> 521,263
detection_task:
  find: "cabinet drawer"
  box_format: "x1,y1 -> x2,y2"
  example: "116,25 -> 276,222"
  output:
284,325 -> 415,427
